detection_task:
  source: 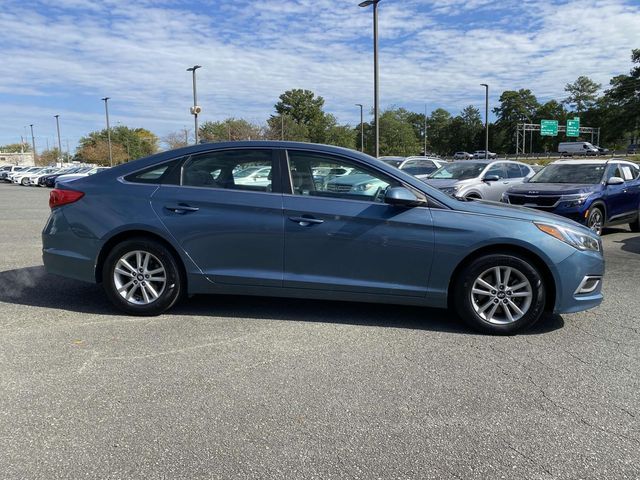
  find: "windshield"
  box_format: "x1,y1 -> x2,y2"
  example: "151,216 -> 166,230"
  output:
380,158 -> 404,168
430,162 -> 487,180
529,163 -> 606,184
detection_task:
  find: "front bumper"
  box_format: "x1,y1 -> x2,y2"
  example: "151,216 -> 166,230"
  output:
552,249 -> 604,314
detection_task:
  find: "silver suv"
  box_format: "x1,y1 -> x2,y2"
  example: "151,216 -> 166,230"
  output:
423,160 -> 534,201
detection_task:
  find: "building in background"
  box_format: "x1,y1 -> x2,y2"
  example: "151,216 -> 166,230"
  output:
0,152 -> 35,166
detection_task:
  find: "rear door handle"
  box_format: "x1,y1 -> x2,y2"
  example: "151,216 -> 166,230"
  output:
165,204 -> 199,213
288,216 -> 324,226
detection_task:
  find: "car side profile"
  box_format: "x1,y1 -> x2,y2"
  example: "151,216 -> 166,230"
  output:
423,160 -> 535,201
43,141 -> 604,334
502,159 -> 640,235
453,152 -> 473,160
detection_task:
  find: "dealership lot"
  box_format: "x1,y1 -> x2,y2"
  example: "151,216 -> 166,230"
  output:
0,183 -> 639,479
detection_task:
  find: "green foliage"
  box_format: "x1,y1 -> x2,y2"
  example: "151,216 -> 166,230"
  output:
76,126 -> 159,164
377,108 -> 421,156
199,119 -> 262,142
564,76 -> 601,113
0,143 -> 30,153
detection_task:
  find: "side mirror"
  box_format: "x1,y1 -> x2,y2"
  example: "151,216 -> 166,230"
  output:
483,175 -> 500,182
607,176 -> 624,186
384,187 -> 424,207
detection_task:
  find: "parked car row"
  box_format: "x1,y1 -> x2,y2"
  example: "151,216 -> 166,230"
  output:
0,165 -> 109,187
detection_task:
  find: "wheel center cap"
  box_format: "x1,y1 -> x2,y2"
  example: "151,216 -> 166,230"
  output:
498,292 -> 506,299
137,274 -> 144,281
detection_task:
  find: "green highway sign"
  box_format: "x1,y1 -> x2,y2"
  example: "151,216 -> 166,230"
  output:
567,118 -> 580,137
540,119 -> 558,136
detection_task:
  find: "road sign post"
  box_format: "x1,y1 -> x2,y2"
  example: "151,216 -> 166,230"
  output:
567,118 -> 580,137
540,120 -> 558,136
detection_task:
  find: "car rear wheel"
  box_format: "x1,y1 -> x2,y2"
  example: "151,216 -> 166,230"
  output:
630,213 -> 640,232
102,238 -> 183,316
453,254 -> 546,334
587,207 -> 604,235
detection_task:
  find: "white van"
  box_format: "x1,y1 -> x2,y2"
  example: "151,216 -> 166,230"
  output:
558,142 -> 599,156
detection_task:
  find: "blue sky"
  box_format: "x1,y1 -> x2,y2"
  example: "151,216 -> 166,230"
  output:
1,0 -> 639,152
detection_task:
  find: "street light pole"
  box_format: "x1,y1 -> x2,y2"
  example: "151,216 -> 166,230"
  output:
29,124 -> 36,163
54,115 -> 62,163
359,0 -> 380,158
355,104 -> 364,152
480,84 -> 489,159
101,97 -> 113,167
424,104 -> 428,155
187,65 -> 202,144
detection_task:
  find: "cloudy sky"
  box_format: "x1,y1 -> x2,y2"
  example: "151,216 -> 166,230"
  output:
1,0 -> 639,151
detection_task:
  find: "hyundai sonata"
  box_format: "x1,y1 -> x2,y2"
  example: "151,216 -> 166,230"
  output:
42,142 -> 604,334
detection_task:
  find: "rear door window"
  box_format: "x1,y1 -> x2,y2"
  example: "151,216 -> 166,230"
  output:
506,163 -> 525,178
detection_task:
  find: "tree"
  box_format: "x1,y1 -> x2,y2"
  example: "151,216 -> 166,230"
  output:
325,123 -> 356,149
162,129 -> 191,150
377,108 -> 421,156
273,89 -> 331,143
37,148 -> 71,165
426,108 -> 453,155
602,49 -> 640,145
0,143 -> 30,153
199,119 -> 262,142
78,140 -> 127,165
459,105 -> 483,151
564,76 -> 601,114
265,114 -> 309,142
493,89 -> 540,152
76,126 -> 159,164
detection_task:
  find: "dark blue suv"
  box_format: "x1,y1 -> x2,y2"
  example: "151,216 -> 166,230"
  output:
502,159 -> 640,235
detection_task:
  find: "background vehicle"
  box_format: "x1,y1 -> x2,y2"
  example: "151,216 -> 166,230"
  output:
26,167 -> 61,186
39,167 -> 90,187
56,166 -> 109,184
395,157 -> 447,179
502,159 -> 640,235
43,141 -> 603,335
595,146 -> 609,155
233,166 -> 271,187
558,142 -> 599,156
424,160 -> 535,201
378,156 -> 406,168
472,150 -> 498,159
453,152 -> 473,160
11,167 -> 44,185
0,165 -> 27,181
628,144 -> 639,154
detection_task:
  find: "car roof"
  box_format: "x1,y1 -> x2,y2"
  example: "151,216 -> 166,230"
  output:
551,159 -> 624,165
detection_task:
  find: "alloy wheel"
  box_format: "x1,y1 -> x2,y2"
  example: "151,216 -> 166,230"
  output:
470,266 -> 533,325
113,250 -> 167,305
588,209 -> 603,235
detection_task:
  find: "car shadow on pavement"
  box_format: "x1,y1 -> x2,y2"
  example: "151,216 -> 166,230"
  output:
616,235 -> 640,255
0,266 -> 564,335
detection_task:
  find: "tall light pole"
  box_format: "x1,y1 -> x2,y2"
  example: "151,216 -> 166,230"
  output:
54,115 -> 62,163
423,104 -> 428,155
29,124 -> 36,163
101,97 -> 113,167
359,0 -> 380,158
480,84 -> 489,159
187,65 -> 202,144
355,104 -> 364,152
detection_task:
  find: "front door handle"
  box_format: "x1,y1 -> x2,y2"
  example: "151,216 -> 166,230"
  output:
165,204 -> 199,214
288,216 -> 324,226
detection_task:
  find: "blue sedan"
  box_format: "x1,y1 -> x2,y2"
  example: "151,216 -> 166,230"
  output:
42,142 -> 604,334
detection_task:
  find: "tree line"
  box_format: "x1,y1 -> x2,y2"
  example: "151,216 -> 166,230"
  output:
20,48 -> 637,165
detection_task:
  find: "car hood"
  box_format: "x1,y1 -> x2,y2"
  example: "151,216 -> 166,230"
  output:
422,178 -> 476,188
508,183 -> 600,195
455,198 -> 591,232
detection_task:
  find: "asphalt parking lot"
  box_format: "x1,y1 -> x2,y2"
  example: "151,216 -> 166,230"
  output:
0,183 -> 638,479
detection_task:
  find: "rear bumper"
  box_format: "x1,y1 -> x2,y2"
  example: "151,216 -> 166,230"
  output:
42,209 -> 98,284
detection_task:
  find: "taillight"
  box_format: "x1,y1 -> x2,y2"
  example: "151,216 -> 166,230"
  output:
49,189 -> 84,209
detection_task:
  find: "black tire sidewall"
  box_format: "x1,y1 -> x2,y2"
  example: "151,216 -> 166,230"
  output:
102,238 -> 182,316
454,254 -> 546,334
588,207 -> 604,234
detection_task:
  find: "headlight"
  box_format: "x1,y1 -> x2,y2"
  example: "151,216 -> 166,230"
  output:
440,185 -> 460,195
535,222 -> 601,252
354,183 -> 373,192
561,193 -> 591,207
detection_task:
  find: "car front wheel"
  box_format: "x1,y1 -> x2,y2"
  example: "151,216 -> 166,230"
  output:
102,238 -> 184,316
454,254 -> 546,334
587,207 -> 604,235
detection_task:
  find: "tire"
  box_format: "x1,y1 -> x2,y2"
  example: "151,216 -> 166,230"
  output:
453,254 -> 546,334
21,178 -> 28,185
465,193 -> 481,200
587,206 -> 604,236
102,237 -> 184,315
630,213 -> 640,232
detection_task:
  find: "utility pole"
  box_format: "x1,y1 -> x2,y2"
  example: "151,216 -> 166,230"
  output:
424,104 -> 428,155
187,65 -> 202,144
359,0 -> 381,157
54,115 -> 62,162
480,84 -> 489,159
101,97 -> 113,166
355,104 -> 364,152
29,124 -> 36,163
